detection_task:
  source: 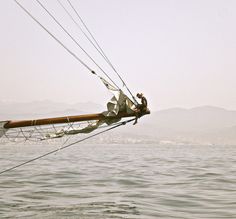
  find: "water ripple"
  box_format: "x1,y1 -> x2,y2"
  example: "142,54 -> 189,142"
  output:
0,144 -> 236,218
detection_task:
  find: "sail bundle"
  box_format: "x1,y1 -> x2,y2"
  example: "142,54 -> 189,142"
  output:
1,78 -> 138,142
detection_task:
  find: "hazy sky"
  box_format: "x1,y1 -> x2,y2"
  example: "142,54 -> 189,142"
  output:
0,0 -> 236,110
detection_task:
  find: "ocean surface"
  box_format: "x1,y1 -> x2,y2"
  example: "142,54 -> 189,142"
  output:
0,143 -> 235,219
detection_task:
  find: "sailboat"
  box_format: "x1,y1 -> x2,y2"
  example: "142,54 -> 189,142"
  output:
0,1 -> 150,145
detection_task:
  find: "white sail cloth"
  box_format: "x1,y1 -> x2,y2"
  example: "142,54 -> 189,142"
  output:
42,121 -> 103,140
43,78 -> 136,139
100,77 -> 136,117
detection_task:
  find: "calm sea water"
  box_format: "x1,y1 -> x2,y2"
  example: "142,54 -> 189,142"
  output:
0,144 -> 236,219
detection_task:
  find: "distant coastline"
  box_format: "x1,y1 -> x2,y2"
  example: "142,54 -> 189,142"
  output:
1,101 -> 236,146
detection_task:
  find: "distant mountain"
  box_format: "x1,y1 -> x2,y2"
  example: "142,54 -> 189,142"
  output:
1,102 -> 236,145
148,106 -> 236,132
0,100 -> 104,120
125,106 -> 236,145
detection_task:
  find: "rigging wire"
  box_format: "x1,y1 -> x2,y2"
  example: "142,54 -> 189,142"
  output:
13,0 -> 118,88
14,0 -> 92,72
66,0 -> 138,104
56,0 -> 110,66
66,0 -> 116,72
14,0 -> 137,103
0,118 -> 135,176
35,0 -> 120,89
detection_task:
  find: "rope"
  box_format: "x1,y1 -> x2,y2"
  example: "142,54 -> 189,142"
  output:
66,0 -> 113,69
57,0 -> 109,66
0,118 -> 135,176
35,0 -> 119,89
14,0 -> 137,103
66,0 -> 138,104
14,0 -> 93,72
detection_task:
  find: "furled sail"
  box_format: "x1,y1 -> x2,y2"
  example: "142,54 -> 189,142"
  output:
0,77 -> 145,142
39,77 -> 137,140
100,77 -> 136,117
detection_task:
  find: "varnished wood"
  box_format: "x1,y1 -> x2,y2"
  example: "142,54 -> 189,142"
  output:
4,110 -> 150,129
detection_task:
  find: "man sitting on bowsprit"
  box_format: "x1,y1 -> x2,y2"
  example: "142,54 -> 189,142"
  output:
133,93 -> 148,125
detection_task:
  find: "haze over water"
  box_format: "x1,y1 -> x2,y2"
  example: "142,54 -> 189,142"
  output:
0,143 -> 235,218
1,0 -> 236,110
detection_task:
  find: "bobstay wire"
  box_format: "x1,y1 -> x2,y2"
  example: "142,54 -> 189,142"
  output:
0,119 -> 135,176
14,0 -> 138,105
